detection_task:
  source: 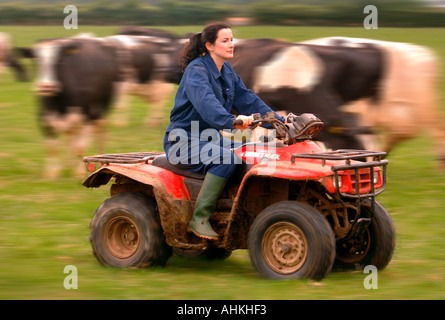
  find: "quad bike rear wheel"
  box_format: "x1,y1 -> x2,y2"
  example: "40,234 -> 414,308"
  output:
248,201 -> 336,280
89,192 -> 172,268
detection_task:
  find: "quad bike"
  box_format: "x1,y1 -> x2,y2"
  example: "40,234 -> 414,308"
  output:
83,112 -> 395,280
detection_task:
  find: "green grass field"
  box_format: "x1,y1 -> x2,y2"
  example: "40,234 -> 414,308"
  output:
0,25 -> 444,300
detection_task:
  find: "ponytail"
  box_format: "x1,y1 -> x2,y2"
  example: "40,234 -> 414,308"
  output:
180,32 -> 206,71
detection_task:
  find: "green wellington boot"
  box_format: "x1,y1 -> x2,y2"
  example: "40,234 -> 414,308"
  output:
187,172 -> 228,240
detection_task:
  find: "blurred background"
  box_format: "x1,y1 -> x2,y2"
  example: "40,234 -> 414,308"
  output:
0,0 -> 444,300
0,0 -> 444,27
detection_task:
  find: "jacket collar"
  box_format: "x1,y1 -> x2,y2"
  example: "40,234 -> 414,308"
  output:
202,54 -> 233,80
202,54 -> 221,80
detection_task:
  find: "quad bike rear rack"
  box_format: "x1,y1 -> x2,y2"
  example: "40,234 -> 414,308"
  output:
83,152 -> 164,165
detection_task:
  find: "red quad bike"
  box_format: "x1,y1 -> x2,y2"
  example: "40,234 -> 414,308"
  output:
83,112 -> 395,280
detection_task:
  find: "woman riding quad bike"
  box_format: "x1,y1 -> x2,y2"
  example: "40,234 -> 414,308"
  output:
83,111 -> 395,280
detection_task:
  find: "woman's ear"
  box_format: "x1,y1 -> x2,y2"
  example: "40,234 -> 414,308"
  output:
205,42 -> 213,53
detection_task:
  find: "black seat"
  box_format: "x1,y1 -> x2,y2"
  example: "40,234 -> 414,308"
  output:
151,154 -> 253,184
151,155 -> 206,180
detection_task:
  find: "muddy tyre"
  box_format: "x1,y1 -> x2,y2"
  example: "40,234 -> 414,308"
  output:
248,201 -> 336,280
90,192 -> 172,268
335,200 -> 395,271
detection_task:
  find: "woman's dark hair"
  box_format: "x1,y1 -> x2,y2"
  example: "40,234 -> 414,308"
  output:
180,22 -> 231,71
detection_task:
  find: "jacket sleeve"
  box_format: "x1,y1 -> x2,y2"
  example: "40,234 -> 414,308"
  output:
232,73 -> 285,126
184,65 -> 236,130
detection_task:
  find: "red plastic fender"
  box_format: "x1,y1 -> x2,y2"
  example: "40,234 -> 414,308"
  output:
83,163 -> 191,200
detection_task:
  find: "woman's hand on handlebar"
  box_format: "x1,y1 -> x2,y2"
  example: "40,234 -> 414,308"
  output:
234,115 -> 255,129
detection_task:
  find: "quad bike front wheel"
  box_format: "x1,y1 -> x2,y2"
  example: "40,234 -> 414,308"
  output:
89,192 -> 172,268
334,199 -> 395,271
248,201 -> 336,280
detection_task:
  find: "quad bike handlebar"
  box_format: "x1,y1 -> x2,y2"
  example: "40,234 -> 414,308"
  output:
237,112 -> 324,145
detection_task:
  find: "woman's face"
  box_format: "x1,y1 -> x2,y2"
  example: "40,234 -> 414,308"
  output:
206,28 -> 234,63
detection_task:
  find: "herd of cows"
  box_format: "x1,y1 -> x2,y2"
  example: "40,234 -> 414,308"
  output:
0,26 -> 444,178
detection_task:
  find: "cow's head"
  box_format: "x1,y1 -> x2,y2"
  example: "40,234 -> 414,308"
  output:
32,39 -> 82,96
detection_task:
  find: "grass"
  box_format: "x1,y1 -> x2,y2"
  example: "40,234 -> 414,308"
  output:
0,25 -> 445,300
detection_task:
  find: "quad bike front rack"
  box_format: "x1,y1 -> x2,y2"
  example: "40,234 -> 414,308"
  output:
291,149 -> 388,197
292,149 -> 389,241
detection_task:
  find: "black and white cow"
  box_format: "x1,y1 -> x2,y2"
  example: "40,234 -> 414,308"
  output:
117,26 -> 180,40
105,34 -> 176,126
28,33 -> 182,178
229,38 -> 383,150
228,37 -> 444,168
31,36 -> 119,178
111,27 -> 190,126
0,32 -> 27,81
301,36 -> 445,168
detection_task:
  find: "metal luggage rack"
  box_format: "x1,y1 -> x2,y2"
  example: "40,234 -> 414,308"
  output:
83,152 -> 164,165
292,149 -> 389,239
291,149 -> 389,199
290,149 -> 386,165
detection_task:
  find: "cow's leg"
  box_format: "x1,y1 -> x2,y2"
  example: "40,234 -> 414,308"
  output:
59,107 -> 86,178
340,99 -> 383,152
67,122 -> 89,178
424,108 -> 445,170
42,112 -> 68,179
66,114 -> 106,178
0,62 -> 4,81
414,61 -> 445,170
44,136 -> 62,179
375,101 -> 418,153
92,118 -> 107,155
110,81 -> 132,126
137,80 -> 174,126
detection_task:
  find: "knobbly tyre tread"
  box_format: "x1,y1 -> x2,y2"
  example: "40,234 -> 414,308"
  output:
248,201 -> 336,280
89,192 -> 172,268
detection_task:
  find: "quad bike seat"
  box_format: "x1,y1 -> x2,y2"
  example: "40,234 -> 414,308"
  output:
152,154 -> 253,183
151,154 -> 206,180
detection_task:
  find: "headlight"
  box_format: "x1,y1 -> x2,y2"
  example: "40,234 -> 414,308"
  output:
334,175 -> 343,189
373,171 -> 379,184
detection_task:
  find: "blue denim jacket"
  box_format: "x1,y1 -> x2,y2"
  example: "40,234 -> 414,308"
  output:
163,54 -> 284,177
164,53 -> 283,138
